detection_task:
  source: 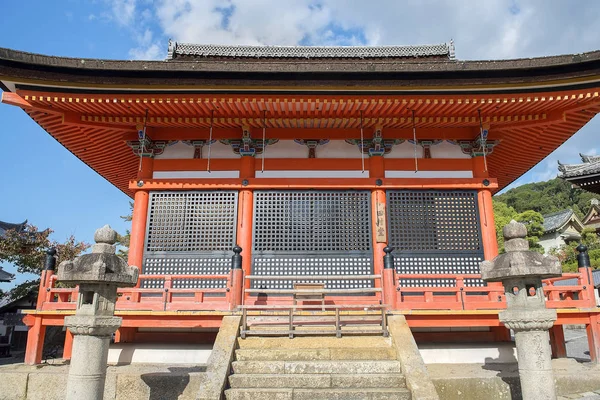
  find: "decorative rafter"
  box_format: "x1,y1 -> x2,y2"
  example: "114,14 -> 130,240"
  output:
126,138 -> 174,157
454,138 -> 500,157
220,126 -> 278,157
407,139 -> 444,159
345,127 -> 404,156
294,139 -> 330,158
182,139 -> 216,159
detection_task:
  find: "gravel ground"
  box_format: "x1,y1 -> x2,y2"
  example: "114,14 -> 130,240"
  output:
565,327 -> 592,361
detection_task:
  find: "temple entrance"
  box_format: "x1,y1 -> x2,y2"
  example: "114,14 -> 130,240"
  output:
246,190 -> 379,304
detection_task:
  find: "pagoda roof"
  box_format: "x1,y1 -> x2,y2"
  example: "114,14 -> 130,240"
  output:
168,41 -> 454,60
0,267 -> 14,283
0,220 -> 26,239
542,209 -> 583,233
1,43 -> 600,196
558,154 -> 600,178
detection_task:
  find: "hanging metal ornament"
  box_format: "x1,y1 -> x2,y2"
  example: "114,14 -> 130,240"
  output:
206,109 -> 214,173
412,110 -> 419,173
261,110 -> 267,173
478,109 -> 488,172
138,109 -> 149,171
360,110 -> 365,173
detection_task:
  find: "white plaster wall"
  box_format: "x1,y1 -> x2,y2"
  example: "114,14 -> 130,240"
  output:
108,343 -> 212,365
384,170 -> 473,178
386,141 -> 425,158
430,141 -> 471,159
154,141 -> 193,159
419,342 -> 517,364
317,140 -> 361,158
539,232 -> 564,255
203,141 -> 241,159
263,140 -> 306,158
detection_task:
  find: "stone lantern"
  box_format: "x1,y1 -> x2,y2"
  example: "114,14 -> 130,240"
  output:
481,220 -> 561,400
58,225 -> 138,400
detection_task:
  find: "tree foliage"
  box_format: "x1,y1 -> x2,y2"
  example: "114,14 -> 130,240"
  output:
116,201 -> 133,260
0,224 -> 88,299
492,199 -> 545,253
549,228 -> 600,272
495,178 -> 600,220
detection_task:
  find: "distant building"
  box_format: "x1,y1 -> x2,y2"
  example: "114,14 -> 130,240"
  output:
582,199 -> 600,234
558,153 -> 600,194
539,209 -> 584,254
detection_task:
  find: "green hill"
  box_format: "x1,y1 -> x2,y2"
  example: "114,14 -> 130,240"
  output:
494,178 -> 600,219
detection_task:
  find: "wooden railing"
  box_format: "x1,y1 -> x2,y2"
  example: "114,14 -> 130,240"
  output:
39,273 -> 234,312
35,269 -> 596,312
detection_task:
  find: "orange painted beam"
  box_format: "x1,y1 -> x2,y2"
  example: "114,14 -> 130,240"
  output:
130,178 -> 498,191
123,127 -> 479,141
153,158 -> 241,172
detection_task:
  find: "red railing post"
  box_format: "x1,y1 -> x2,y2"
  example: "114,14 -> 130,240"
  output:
230,245 -> 244,310
382,246 -> 397,309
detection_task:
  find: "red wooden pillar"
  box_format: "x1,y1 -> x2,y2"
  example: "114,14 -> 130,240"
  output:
549,325 -> 567,358
63,329 -> 73,360
588,314 -> 600,363
230,246 -> 244,309
239,156 -> 255,302
129,190 -> 149,286
129,156 -> 153,282
23,315 -> 45,365
370,156 -> 388,304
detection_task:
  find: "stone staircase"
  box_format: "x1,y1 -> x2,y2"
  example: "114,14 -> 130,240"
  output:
225,336 -> 412,400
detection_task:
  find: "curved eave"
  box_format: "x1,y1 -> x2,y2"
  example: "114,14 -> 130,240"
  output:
1,47 -> 600,93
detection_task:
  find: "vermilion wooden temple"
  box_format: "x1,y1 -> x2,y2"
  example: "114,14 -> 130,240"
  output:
1,42 -> 599,364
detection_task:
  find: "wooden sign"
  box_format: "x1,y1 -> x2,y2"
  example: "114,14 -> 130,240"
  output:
376,202 -> 387,243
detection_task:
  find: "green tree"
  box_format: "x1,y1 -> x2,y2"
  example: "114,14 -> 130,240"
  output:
116,201 -> 133,261
0,224 -> 88,299
550,228 -> 600,272
514,210 -> 545,253
492,200 -> 545,253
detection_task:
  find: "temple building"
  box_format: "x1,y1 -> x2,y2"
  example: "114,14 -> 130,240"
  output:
1,41 -> 600,366
559,154 -> 600,194
539,209 -> 584,254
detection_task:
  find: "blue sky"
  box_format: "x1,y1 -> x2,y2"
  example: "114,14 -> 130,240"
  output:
1,0 -> 600,291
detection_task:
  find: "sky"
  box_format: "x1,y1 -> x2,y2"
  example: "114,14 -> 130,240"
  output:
1,0 -> 600,291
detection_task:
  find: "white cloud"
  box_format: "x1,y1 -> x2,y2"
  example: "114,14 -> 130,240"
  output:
110,0 -> 137,27
100,0 -> 600,185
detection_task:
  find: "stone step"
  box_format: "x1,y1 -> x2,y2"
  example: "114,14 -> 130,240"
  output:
229,373 -> 406,388
237,335 -> 392,349
235,347 -> 397,361
225,388 -> 412,400
231,360 -> 402,375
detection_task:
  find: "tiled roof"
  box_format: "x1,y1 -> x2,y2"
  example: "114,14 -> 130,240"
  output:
0,267 -> 14,282
543,209 -> 575,233
558,153 -> 600,178
0,219 -> 26,239
553,269 -> 600,288
168,41 -> 454,60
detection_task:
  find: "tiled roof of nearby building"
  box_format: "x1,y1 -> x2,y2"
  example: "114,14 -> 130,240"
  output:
0,220 -> 26,239
167,41 -> 454,60
553,269 -> 600,288
543,209 -> 576,233
558,153 -> 600,178
0,267 -> 14,282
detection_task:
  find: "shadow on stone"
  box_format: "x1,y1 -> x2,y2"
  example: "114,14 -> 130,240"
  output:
141,366 -> 206,400
482,357 -> 521,400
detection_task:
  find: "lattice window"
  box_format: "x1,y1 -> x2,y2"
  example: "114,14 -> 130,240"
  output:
252,256 -> 372,289
146,191 -> 238,253
251,190 -> 373,291
142,191 -> 238,291
387,190 -> 481,253
253,191 -> 371,253
387,190 -> 485,288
